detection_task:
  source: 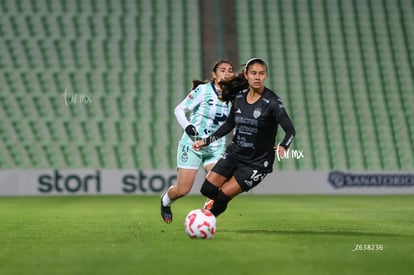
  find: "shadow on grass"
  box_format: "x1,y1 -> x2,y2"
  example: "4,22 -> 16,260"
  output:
220,229 -> 405,237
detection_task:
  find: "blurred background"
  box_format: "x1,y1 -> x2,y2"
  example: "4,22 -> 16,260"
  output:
0,0 -> 413,172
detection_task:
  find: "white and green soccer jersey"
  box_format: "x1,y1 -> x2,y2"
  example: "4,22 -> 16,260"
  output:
175,82 -> 231,150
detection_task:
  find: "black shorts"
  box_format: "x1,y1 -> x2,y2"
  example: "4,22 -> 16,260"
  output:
211,153 -> 268,192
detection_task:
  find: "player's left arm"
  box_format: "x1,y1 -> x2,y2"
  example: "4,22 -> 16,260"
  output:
274,98 -> 296,150
193,104 -> 236,150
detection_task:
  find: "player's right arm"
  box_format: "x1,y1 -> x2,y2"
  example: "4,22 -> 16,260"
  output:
174,86 -> 205,136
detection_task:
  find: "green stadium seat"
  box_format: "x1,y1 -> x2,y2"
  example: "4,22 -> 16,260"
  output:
236,0 -> 413,170
0,0 -> 412,170
6,145 -> 24,167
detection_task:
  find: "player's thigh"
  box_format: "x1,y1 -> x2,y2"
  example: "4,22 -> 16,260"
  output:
207,154 -> 238,188
206,171 -> 229,188
220,176 -> 243,198
210,153 -> 237,178
204,163 -> 215,173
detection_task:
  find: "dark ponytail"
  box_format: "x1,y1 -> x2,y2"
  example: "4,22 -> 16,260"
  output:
191,79 -> 207,90
219,73 -> 248,104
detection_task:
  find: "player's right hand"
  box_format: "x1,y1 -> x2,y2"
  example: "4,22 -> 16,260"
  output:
192,140 -> 206,151
185,125 -> 198,137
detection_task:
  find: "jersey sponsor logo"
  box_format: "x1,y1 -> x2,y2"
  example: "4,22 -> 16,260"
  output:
235,116 -> 258,126
239,125 -> 258,134
213,113 -> 227,125
207,99 -> 214,105
253,108 -> 262,119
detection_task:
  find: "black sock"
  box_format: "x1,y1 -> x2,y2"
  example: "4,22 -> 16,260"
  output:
210,191 -> 231,217
200,179 -> 220,199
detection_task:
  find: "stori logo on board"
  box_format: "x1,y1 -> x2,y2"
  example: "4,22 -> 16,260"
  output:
37,170 -> 177,194
38,170 -> 101,193
122,170 -> 177,193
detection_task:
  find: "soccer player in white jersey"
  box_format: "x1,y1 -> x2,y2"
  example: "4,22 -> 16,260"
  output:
161,60 -> 235,223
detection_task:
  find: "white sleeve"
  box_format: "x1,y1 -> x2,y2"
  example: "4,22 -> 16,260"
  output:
174,86 -> 205,130
174,101 -> 191,130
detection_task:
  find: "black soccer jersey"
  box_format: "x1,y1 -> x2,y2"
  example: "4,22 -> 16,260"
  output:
209,88 -> 295,172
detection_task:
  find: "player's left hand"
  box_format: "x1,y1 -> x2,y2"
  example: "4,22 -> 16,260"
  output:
274,145 -> 286,158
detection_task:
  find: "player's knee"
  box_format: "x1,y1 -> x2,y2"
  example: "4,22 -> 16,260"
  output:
210,191 -> 232,217
200,179 -> 219,199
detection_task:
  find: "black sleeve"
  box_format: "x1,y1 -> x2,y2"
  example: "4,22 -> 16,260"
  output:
205,104 -> 236,145
274,98 -> 295,149
278,114 -> 295,149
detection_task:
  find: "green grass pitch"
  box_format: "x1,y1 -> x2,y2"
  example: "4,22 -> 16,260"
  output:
0,195 -> 413,275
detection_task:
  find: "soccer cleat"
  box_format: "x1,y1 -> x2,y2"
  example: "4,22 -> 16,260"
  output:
160,193 -> 173,224
203,199 -> 214,210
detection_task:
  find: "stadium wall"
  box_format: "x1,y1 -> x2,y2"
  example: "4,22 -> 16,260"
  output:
200,0 -> 239,77
1,170 -> 413,196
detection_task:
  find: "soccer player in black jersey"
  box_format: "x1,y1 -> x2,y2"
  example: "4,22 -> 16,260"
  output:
193,58 -> 296,217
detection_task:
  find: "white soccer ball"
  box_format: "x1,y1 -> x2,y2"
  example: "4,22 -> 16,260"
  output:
184,209 -> 216,239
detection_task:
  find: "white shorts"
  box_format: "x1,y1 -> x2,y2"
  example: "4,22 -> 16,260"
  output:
176,140 -> 225,169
